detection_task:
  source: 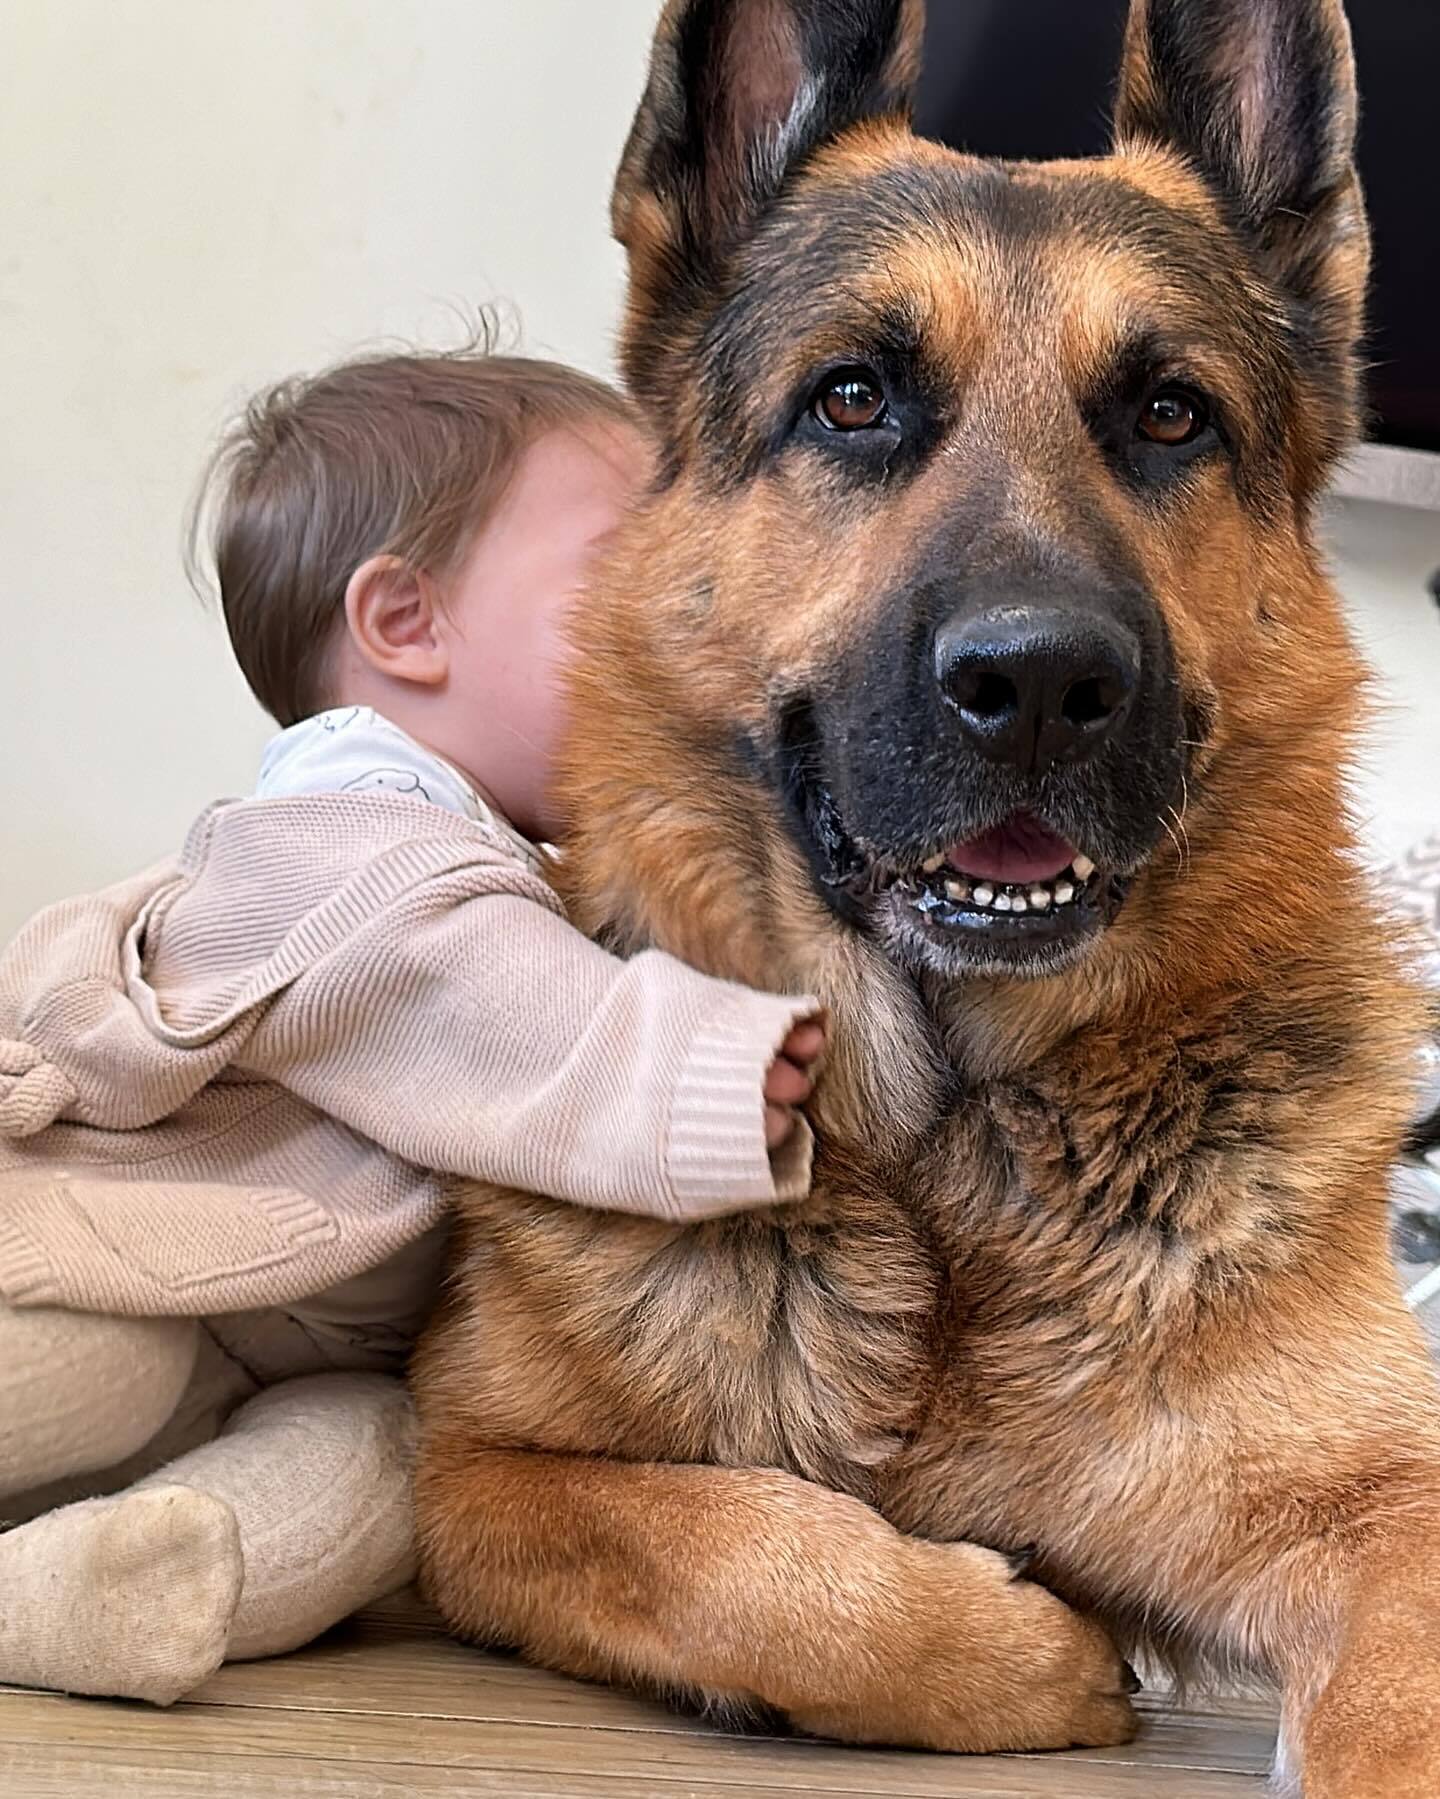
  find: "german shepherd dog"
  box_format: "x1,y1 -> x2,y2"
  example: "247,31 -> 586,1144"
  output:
413,1 -> 1440,1790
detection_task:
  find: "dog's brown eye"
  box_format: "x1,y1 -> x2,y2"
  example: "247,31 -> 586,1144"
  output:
1138,388 -> 1208,447
814,368 -> 888,432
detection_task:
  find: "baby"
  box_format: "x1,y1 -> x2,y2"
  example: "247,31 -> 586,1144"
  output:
0,348 -> 823,1704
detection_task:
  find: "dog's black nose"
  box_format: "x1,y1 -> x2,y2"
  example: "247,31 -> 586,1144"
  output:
934,605 -> 1140,773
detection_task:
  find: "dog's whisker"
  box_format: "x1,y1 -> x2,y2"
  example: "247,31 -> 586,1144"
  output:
1158,807 -> 1188,875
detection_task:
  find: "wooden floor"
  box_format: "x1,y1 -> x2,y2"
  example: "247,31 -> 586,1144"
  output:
0,1589 -> 1278,1798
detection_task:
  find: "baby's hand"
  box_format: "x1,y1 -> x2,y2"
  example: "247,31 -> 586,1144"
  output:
764,1020 -> 826,1150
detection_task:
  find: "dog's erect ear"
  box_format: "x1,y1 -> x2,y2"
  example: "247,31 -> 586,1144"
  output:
614,0 -> 924,302
1113,0 -> 1367,328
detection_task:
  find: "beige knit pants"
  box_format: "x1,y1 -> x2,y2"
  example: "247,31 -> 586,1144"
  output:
0,1301 -> 416,1704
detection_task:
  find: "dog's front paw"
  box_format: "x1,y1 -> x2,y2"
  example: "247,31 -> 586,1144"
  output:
788,1539 -> 1139,1755
968,1556 -> 1141,1754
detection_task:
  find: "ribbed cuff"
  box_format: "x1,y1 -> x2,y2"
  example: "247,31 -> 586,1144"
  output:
664,988 -> 821,1218
0,1205 -> 62,1306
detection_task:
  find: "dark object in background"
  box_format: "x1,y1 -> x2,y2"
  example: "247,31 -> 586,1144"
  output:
1412,1108 -> 1440,1160
914,1 -> 1440,455
1394,1200 -> 1440,1264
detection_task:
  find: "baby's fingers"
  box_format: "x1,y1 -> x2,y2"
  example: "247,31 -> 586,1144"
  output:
764,1057 -> 813,1107
781,1020 -> 826,1067
765,1103 -> 796,1150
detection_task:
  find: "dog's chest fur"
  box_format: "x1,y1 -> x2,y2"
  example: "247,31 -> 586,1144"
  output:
441,1164 -> 943,1497
444,1010 -> 1312,1523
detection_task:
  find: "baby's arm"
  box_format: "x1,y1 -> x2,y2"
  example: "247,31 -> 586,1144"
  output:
249,880 -> 823,1222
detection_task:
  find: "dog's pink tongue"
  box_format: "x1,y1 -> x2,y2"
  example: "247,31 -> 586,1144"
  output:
947,815 -> 1076,885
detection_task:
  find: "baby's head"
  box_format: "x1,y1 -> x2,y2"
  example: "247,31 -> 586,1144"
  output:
200,348 -> 650,839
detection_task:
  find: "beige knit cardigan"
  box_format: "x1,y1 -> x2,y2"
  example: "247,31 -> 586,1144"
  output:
0,794 -> 816,1317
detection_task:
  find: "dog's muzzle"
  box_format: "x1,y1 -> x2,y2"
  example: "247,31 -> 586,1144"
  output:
772,572 -> 1186,979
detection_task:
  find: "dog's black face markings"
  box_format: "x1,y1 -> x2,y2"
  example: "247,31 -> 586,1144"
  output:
700,168 -> 1221,975
764,501 -> 1187,979
699,161 -> 1301,514
767,700 -> 872,930
618,0 -> 1366,980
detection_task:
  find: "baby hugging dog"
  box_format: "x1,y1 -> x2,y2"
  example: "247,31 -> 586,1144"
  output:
0,352 -> 825,1702
5,3 -> 1440,1797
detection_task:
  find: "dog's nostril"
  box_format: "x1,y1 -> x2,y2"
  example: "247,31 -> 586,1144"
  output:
936,604 -> 1141,770
1061,676 -> 1115,728
959,670 -> 1018,721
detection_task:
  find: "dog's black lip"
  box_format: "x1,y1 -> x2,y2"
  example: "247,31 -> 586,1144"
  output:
890,868 -> 1130,951
766,694 -> 1142,951
771,698 -> 870,925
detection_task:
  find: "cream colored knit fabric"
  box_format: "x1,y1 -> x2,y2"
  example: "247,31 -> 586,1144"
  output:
0,1291 -> 420,1706
0,792 -> 817,1319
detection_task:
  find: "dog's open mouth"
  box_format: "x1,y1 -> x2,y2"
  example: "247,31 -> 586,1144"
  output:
775,703 -> 1136,975
908,816 -> 1093,910
884,812 -> 1119,965
898,815 -> 1101,918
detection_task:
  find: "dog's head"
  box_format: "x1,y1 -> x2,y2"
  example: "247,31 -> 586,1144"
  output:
574,0 -> 1369,989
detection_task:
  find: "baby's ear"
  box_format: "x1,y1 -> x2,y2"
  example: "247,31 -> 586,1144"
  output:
344,556 -> 448,687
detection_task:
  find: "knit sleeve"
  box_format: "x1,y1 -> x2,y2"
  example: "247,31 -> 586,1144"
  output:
243,880 -> 820,1221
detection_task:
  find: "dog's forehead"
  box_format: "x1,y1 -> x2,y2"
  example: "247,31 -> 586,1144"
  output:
727,132 -> 1268,382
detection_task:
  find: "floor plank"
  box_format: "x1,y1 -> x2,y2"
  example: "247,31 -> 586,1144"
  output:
177,1622 -> 1277,1778
0,1592 -> 1278,1799
0,1740 -> 1267,1799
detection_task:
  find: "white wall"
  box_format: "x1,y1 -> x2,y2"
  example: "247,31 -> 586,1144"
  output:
1326,498 -> 1440,870
4,3 -> 1438,943
0,0 -> 658,937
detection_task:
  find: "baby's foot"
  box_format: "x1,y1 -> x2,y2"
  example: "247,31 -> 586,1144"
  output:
0,1483 -> 242,1704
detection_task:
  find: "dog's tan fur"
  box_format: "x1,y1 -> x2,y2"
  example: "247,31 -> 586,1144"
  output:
413,2 -> 1440,1790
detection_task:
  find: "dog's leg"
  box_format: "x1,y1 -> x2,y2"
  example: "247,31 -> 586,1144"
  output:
1220,1304 -> 1440,1799
1281,1480 -> 1440,1799
415,1442 -> 1137,1753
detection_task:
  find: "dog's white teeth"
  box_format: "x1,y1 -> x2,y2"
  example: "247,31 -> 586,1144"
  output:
917,861 -> 1094,918
923,855 -> 946,874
